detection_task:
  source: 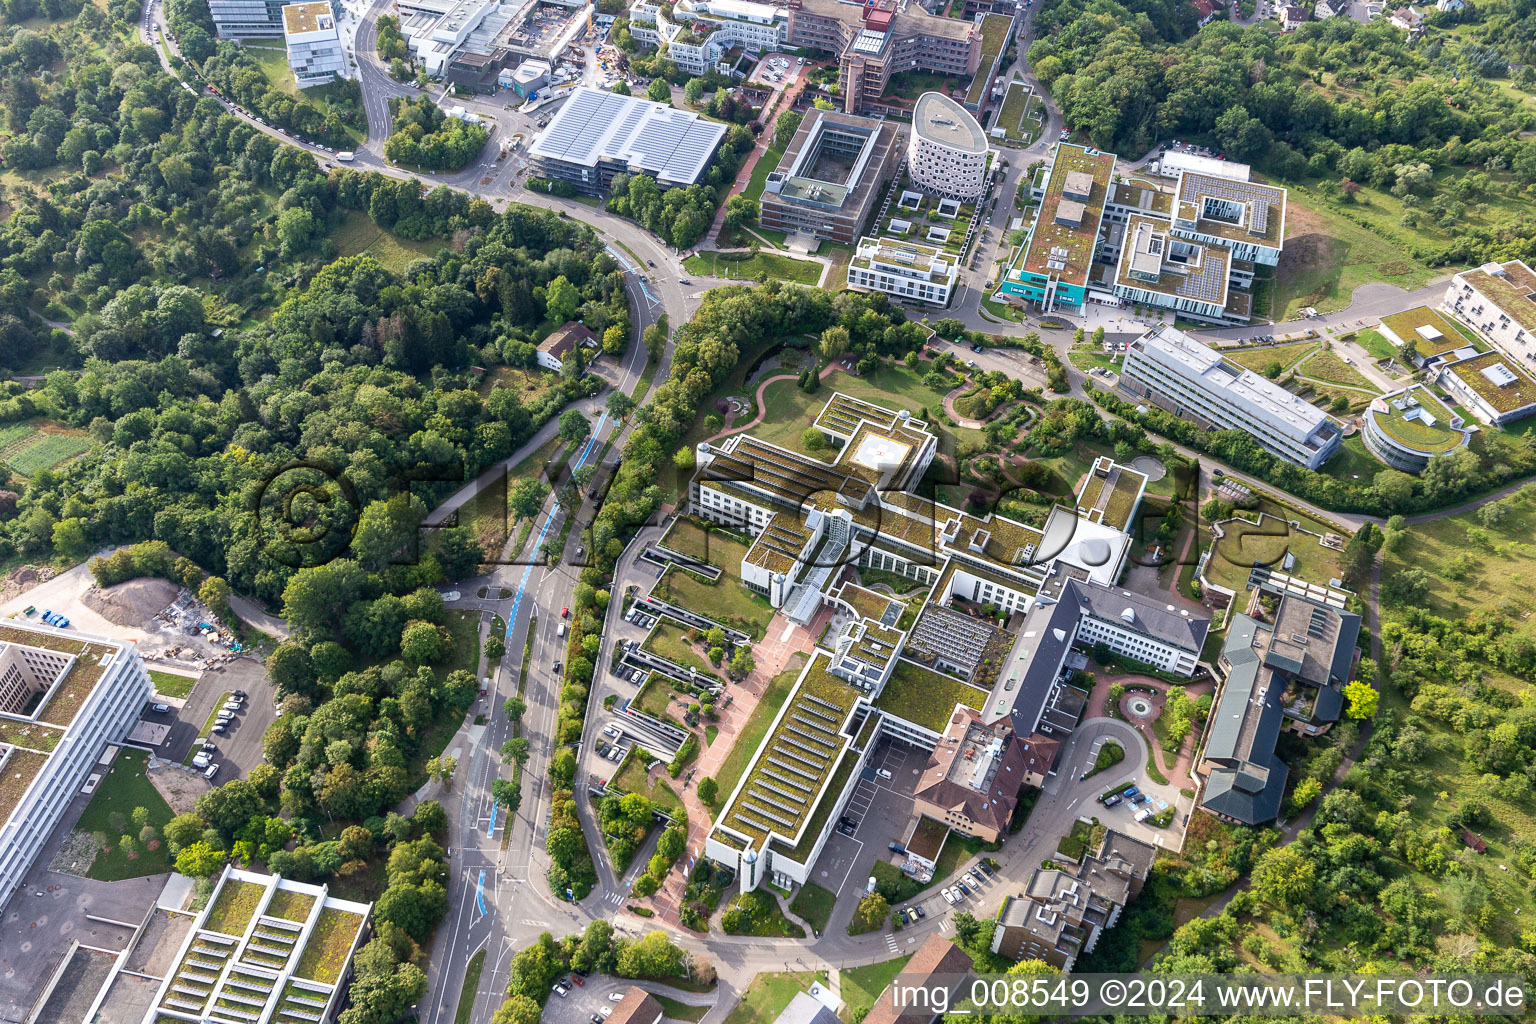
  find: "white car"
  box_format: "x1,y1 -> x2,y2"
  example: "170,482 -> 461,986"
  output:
223,700 -> 243,711
216,710 -> 234,721
603,724 -> 619,738
609,994 -> 626,1003
876,768 -> 893,780
941,888 -> 957,905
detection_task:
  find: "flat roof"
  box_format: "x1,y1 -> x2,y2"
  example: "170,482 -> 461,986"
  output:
529,86 -> 727,187
1444,350 -> 1536,413
1459,260 -> 1536,334
282,0 -> 334,33
913,92 -> 988,155
1016,144 -> 1115,289
1174,171 -> 1286,248
1133,324 -> 1338,445
1380,305 -> 1481,357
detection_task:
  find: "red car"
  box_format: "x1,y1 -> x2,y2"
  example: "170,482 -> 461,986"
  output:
561,606 -> 570,618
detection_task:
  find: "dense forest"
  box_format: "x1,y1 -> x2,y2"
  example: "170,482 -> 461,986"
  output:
1028,0 -> 1536,265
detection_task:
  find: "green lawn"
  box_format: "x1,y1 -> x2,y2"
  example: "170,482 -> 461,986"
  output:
753,364 -> 986,459
612,749 -> 684,814
653,994 -> 709,1022
148,669 -> 197,699
722,890 -> 805,937
333,211 -> 445,273
1223,341 -> 1318,375
1383,484 -> 1536,636
742,142 -> 787,204
453,949 -> 486,1024
707,653 -> 806,812
1296,349 -> 1379,391
1272,187 -> 1438,319
661,517 -> 753,566
655,565 -> 776,641
875,660 -> 989,732
788,881 -> 836,933
1352,328 -> 1397,361
837,956 -> 912,1023
683,251 -> 822,286
721,972 -> 825,1024
641,617 -> 722,681
243,42 -> 364,144
1204,495 -> 1348,594
75,749 -> 177,880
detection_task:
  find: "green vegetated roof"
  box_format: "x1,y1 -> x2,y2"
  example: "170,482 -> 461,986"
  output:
1447,351 -> 1536,413
722,655 -> 858,846
1368,386 -> 1467,454
771,749 -> 858,864
1379,306 -> 1480,357
874,658 -> 988,733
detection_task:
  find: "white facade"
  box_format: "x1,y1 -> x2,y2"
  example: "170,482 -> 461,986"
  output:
0,624 -> 150,914
1077,610 -> 1199,675
1444,261 -> 1536,368
1121,325 -> 1343,469
402,0 -> 500,75
847,237 -> 957,305
907,91 -> 990,199
282,2 -> 346,86
628,0 -> 787,75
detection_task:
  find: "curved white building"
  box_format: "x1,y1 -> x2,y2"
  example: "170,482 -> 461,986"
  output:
907,92 -> 990,199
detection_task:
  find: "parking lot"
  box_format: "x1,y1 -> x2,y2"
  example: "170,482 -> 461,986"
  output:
138,659 -> 272,781
806,740 -> 924,898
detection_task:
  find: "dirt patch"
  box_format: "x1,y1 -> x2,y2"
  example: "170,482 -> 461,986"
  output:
145,760 -> 210,814
81,577 -> 180,628
0,563 -> 56,603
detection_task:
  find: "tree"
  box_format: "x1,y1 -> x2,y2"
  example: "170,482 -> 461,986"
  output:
503,696 -> 527,721
1286,776 -> 1323,816
509,478 -> 546,521
425,755 -> 457,787
545,275 -> 580,323
1343,679 -> 1378,719
616,930 -> 686,978
607,391 -> 636,420
697,776 -> 718,804
501,736 -> 531,765
339,932 -> 428,1024
774,110 -> 803,149
729,647 -> 756,677
819,325 -> 850,361
851,892 -> 890,933
375,879 -> 448,942
1251,845 -> 1315,907
723,195 -> 759,230
486,635 -> 506,660
400,620 -> 446,663
559,409 -> 591,445
164,813 -> 207,854
491,995 -> 543,1024
175,840 -> 226,877
648,78 -> 672,104
492,776 -> 523,813
684,77 -> 706,105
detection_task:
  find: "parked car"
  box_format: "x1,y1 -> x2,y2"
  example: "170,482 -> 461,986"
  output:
1102,794 -> 1122,808
888,842 -> 907,854
957,880 -> 972,896
977,861 -> 994,877
204,763 -> 220,780
216,711 -> 234,721
1123,785 -> 1140,799
603,724 -> 620,738
914,905 -> 925,918
942,888 -> 957,905
150,703 -> 170,714
211,723 -> 227,734
193,753 -> 211,769
609,993 -> 627,1003
222,700 -> 243,712
876,768 -> 893,780
232,690 -> 247,699
552,983 -> 570,997
561,606 -> 570,618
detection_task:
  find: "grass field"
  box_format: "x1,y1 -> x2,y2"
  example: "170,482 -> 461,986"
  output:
333,212 -> 444,273
720,972 -> 825,1024
655,565 -> 775,640
1223,341 -> 1318,375
148,669 -> 197,699
76,749 -> 176,881
641,618 -> 722,680
1296,350 -> 1379,392
244,42 -> 363,144
1272,188 -> 1438,320
1352,328 -> 1397,361
742,142 -> 787,205
453,949 -> 485,1024
660,517 -> 753,567
1383,484 -> 1536,635
612,749 -> 685,813
837,956 -> 912,1022
706,653 -> 806,812
1204,497 -> 1347,594
753,364 -> 985,458
788,882 -> 836,933
652,994 -> 709,1022
683,251 -> 822,285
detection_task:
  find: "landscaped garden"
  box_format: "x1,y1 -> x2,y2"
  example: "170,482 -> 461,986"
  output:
788,882 -> 836,933
74,748 -> 177,881
611,748 -> 684,815
640,617 -> 723,681
683,250 -> 822,286
654,564 -> 775,640
721,889 -> 805,937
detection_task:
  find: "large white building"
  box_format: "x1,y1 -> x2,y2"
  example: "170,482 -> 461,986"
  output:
1444,260 -> 1536,371
0,621 -> 150,914
627,0 -> 788,75
690,393 -> 1208,892
282,2 -> 346,86
846,237 -> 958,305
1120,324 -> 1343,469
528,86 -> 728,193
208,0 -> 287,38
907,92 -> 990,199
135,866 -> 372,1024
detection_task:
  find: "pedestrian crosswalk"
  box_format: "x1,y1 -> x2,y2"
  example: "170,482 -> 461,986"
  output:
602,891 -> 625,905
884,933 -> 899,953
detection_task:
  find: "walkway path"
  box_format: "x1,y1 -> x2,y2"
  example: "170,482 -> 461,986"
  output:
702,360 -> 849,445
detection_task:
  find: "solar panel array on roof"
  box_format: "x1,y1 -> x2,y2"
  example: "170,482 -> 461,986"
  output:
529,86 -> 727,186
